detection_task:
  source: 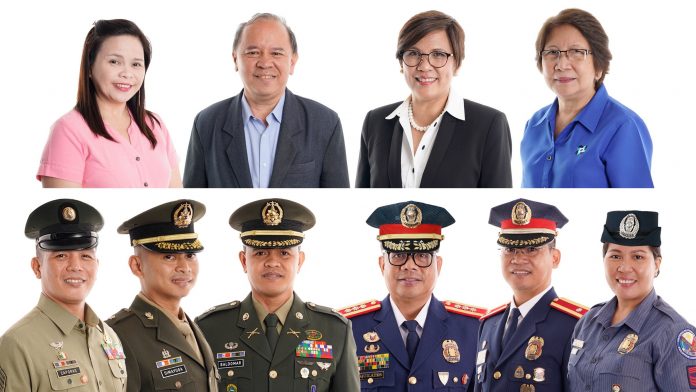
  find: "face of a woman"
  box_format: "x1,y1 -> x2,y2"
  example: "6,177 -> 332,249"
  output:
541,24 -> 601,104
90,34 -> 146,108
402,30 -> 457,103
604,243 -> 661,305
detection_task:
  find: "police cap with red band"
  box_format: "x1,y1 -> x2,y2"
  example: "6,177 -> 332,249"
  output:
366,200 -> 454,252
489,198 -> 568,248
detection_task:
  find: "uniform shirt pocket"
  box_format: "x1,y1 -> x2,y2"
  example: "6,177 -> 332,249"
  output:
294,359 -> 332,390
598,354 -> 645,390
108,359 -> 127,379
46,366 -> 84,390
219,361 -> 252,391
151,362 -> 195,391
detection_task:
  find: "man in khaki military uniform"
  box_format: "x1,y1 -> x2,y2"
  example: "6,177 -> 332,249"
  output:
196,198 -> 360,392
106,200 -> 218,391
0,199 -> 127,392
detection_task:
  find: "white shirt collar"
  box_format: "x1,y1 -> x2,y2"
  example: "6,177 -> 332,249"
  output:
391,296 -> 431,340
510,285 -> 553,320
385,89 -> 465,121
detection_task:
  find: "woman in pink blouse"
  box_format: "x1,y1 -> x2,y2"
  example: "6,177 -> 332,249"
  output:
38,19 -> 181,188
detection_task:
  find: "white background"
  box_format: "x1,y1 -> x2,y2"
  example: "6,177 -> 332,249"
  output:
2,0 -> 695,332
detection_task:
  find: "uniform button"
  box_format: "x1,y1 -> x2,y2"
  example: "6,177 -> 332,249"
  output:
453,377 -> 459,383
67,379 -> 73,385
175,380 -> 182,389
408,376 -> 417,384
98,380 -> 102,386
493,371 -> 501,380
120,370 -> 124,374
602,335 -> 609,341
525,374 -> 531,380
591,357 -> 598,364
269,370 -> 278,379
144,182 -> 149,187
367,378 -> 374,384
79,323 -> 84,328
227,370 -> 234,377
585,385 -> 591,391
135,156 -> 140,161
311,369 -> 318,377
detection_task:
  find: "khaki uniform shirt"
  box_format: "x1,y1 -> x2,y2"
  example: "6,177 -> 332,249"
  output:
0,294 -> 127,392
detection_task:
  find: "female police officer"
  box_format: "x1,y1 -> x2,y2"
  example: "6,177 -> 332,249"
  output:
567,211 -> 696,391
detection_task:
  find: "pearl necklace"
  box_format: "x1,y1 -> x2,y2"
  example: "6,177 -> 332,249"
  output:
408,101 -> 446,132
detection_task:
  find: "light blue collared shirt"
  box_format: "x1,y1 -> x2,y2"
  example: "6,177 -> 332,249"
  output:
241,93 -> 285,188
521,84 -> 653,188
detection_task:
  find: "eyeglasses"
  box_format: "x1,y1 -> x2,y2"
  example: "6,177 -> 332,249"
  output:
540,49 -> 592,62
500,246 -> 548,258
385,251 -> 435,268
401,49 -> 452,68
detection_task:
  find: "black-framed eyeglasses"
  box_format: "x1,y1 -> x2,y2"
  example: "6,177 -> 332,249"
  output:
540,49 -> 592,62
385,251 -> 435,268
401,49 -> 452,68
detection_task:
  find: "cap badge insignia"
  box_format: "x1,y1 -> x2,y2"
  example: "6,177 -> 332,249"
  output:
400,204 -> 422,228
364,344 -> 380,353
262,201 -> 283,226
512,202 -> 532,225
618,333 -> 638,354
525,336 -> 544,361
677,329 -> 696,359
363,331 -> 380,343
442,339 -> 461,363
619,213 -> 639,239
173,202 -> 193,228
61,207 -> 76,222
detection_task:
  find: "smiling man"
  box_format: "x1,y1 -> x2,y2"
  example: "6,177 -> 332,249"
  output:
0,199 -> 127,391
196,198 -> 358,391
340,201 -> 486,391
106,200 -> 218,391
183,13 -> 349,188
475,198 -> 587,392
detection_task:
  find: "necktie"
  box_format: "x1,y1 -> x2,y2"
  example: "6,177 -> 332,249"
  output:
402,320 -> 420,365
502,307 -> 521,349
264,313 -> 280,352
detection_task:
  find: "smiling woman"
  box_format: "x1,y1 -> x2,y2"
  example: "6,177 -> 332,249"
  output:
37,19 -> 181,188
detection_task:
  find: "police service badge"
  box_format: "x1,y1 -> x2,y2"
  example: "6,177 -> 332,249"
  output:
677,329 -> 696,359
400,204 -> 422,228
62,206 -> 77,222
514,366 -> 524,379
533,368 -> 545,382
173,202 -> 193,228
525,336 -> 544,361
442,339 -> 461,363
511,202 -> 531,225
619,213 -> 639,239
262,201 -> 283,226
617,333 -> 638,354
363,331 -> 380,343
611,384 -> 621,392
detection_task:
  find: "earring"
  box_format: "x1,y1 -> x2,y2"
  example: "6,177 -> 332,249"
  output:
654,270 -> 660,277
400,68 -> 404,74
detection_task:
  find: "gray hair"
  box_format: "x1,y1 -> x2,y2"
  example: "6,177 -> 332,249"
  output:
233,13 -> 298,54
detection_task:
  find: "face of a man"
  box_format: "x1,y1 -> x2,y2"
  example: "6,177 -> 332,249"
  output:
380,252 -> 441,305
500,244 -> 560,305
240,246 -> 304,302
233,19 -> 297,107
130,247 -> 199,304
32,248 -> 99,309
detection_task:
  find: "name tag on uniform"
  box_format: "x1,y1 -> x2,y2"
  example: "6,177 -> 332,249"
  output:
160,365 -> 187,378
56,367 -> 81,378
572,339 -> 584,349
217,359 -> 245,369
476,349 -> 487,365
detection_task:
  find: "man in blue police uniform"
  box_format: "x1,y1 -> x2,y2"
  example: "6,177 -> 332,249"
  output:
196,198 -> 359,392
568,210 -> 696,391
340,201 -> 486,391
107,200 -> 218,391
475,198 -> 587,392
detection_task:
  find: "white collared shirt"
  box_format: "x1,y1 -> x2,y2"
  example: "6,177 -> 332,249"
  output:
505,285 -> 553,331
385,89 -> 466,188
390,296 -> 431,345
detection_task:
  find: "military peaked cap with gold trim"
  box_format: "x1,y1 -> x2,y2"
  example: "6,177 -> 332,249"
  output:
366,200 -> 454,252
489,198 -> 568,248
117,199 -> 205,253
601,210 -> 661,247
550,297 -> 589,319
25,199 -> 103,251
229,198 -> 315,249
337,300 -> 382,319
442,300 -> 488,319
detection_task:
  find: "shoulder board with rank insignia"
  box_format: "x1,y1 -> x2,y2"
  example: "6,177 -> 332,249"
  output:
306,302 -> 349,325
550,298 -> 589,319
106,308 -> 134,325
443,300 -> 487,319
480,303 -> 508,321
196,300 -> 241,322
337,300 -> 381,319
